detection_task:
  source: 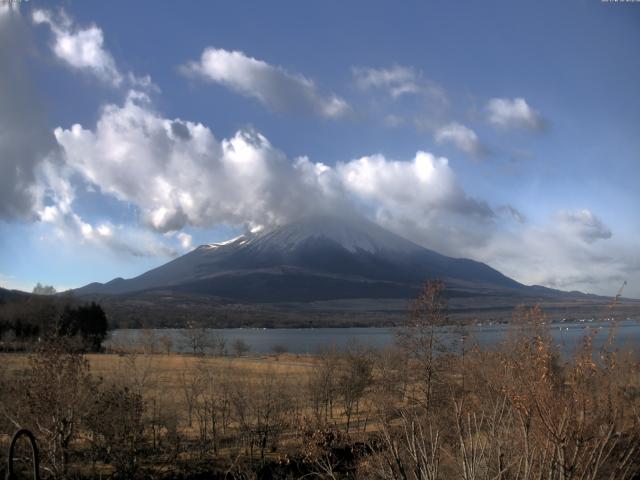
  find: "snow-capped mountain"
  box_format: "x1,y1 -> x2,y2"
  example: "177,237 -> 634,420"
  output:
74,214 -> 526,302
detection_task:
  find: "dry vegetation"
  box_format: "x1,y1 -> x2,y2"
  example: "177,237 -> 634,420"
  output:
1,281 -> 640,479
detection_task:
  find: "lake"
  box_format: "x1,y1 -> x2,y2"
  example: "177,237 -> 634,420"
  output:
106,318 -> 640,357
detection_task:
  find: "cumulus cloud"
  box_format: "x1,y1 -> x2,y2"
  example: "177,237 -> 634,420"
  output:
336,151 -> 495,255
487,97 -> 544,131
338,152 -> 490,217
434,122 -> 486,157
0,7 -> 59,220
34,160 -> 179,257
32,9 -> 122,86
48,90 -> 496,259
182,48 -> 350,118
53,90 -> 347,234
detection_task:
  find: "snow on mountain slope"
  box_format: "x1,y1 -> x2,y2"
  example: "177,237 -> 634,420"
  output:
202,234 -> 249,250
249,215 -> 424,254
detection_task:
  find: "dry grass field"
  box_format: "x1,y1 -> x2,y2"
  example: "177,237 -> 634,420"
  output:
0,347 -> 386,478
1,351 -> 318,383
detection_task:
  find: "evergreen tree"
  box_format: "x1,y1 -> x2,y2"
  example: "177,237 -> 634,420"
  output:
57,302 -> 109,351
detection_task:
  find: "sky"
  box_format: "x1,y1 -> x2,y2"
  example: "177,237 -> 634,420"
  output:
0,0 -> 639,298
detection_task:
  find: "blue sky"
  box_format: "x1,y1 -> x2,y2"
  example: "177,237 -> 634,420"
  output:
0,0 -> 639,297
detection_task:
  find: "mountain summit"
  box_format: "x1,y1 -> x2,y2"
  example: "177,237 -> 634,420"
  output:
74,214 -> 525,302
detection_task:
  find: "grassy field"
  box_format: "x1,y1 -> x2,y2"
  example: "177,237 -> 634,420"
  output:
0,350 -> 329,439
1,351 -> 317,379
1,348 -> 389,478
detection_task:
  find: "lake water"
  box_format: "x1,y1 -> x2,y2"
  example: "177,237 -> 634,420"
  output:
106,318 -> 640,357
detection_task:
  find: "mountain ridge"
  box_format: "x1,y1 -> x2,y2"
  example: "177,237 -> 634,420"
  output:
73,214 -> 530,301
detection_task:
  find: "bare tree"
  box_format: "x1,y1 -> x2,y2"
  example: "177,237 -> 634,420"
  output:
372,346 -> 410,422
192,363 -> 232,455
182,325 -> 206,355
159,334 -> 173,355
208,332 -> 226,357
371,410 -> 442,480
6,340 -> 95,477
337,342 -> 374,433
182,326 -> 225,356
139,328 -> 157,354
232,338 -> 251,357
307,346 -> 338,427
397,280 -> 448,411
231,370 -> 291,462
117,351 -> 157,399
85,383 -> 145,478
178,361 -> 204,428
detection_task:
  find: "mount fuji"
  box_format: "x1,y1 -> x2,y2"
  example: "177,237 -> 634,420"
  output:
75,214 -> 533,302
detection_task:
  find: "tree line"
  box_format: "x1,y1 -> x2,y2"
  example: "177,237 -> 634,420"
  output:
0,292 -> 109,352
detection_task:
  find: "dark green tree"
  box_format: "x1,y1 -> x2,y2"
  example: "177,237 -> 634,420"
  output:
57,302 -> 109,351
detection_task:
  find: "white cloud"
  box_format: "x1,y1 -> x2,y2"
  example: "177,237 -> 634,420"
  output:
352,65 -> 446,103
471,209 -> 637,297
554,209 -> 612,243
434,122 -> 485,157
32,9 -> 156,91
53,90 -> 346,234
338,151 -> 491,218
29,148 -> 175,259
182,48 -> 350,118
38,204 -> 163,257
32,9 -> 122,86
352,65 -> 449,133
48,90 -> 495,258
353,65 -> 421,98
336,151 -> 495,255
487,97 -> 544,131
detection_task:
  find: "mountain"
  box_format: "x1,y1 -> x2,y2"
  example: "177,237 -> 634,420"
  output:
0,286 -> 30,303
74,214 -> 527,302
